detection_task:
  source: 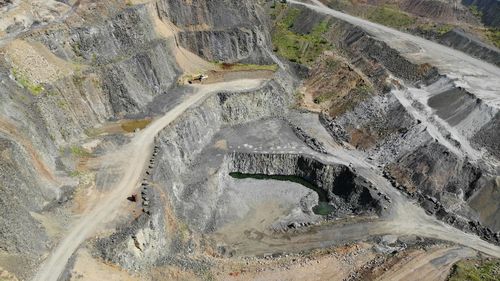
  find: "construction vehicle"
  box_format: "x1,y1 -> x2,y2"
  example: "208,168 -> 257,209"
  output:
187,74 -> 208,84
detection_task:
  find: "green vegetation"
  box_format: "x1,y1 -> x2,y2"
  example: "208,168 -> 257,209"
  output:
57,100 -> 68,110
436,24 -> 454,36
485,28 -> 500,48
448,259 -> 500,281
469,5 -> 483,19
354,84 -> 373,95
69,171 -> 82,177
214,62 -> 278,72
314,82 -> 373,116
418,22 -> 454,37
293,90 -> 305,107
71,42 -> 83,57
72,75 -> 85,88
314,93 -> 332,104
91,53 -> 98,64
12,69 -> 44,95
69,146 -> 90,157
229,172 -> 334,215
121,119 -> 152,132
271,7 -> 331,65
368,6 -> 415,29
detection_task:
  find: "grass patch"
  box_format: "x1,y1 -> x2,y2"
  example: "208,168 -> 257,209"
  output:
418,22 -> 454,37
485,28 -> 500,48
72,75 -> 85,88
121,119 -> 152,132
448,259 -> 500,281
436,24 -> 454,36
69,170 -> 82,177
368,6 -> 415,29
70,146 -> 90,157
272,7 -> 331,65
314,93 -> 333,104
229,172 -> 334,215
57,100 -> 68,110
469,5 -> 483,19
215,62 -> 278,72
354,84 -> 373,95
12,69 -> 44,95
71,42 -> 83,57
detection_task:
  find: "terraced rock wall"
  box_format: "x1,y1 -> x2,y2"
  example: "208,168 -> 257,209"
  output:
439,29 -> 500,67
227,152 -> 381,215
97,79 -> 293,270
0,0 -> 276,270
156,0 -> 272,63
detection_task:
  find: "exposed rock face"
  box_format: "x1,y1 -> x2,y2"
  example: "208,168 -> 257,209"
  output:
156,0 -> 272,63
153,80 -> 290,176
291,126 -> 327,154
468,177 -> 500,232
473,112 -> 500,159
177,28 -> 269,63
387,142 -> 482,200
1,0 -> 499,278
95,185 -> 169,271
0,0 -> 178,269
321,92 -> 416,151
322,17 -> 439,84
36,5 -> 180,118
0,137 -> 50,256
156,0 -> 262,29
401,0 -> 472,24
439,29 -> 500,67
0,0 -> 12,8
0,67 -> 60,263
97,80 -> 292,269
228,152 -> 381,216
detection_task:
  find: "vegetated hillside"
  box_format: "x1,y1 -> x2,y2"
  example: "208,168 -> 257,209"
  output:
448,258 -> 500,281
462,0 -> 500,27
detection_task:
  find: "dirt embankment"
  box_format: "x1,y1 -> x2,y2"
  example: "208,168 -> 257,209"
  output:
302,53 -> 374,117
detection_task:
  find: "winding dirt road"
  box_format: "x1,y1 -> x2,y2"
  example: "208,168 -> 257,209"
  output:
30,1 -> 500,280
31,79 -> 266,281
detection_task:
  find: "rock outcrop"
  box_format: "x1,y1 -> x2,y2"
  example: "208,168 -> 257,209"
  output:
439,29 -> 500,67
156,0 -> 272,63
228,152 -> 381,216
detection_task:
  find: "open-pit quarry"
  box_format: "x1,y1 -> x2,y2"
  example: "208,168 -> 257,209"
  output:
0,0 -> 499,280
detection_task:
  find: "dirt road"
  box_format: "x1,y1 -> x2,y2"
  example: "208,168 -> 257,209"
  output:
289,0 -> 500,107
375,246 -> 475,281
220,113 -> 500,259
31,79 -> 266,281
282,0 -> 500,258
